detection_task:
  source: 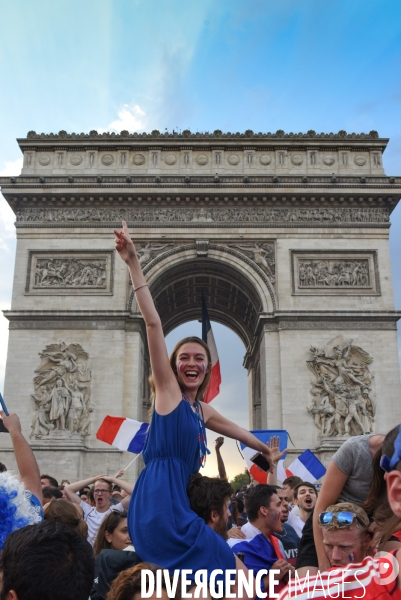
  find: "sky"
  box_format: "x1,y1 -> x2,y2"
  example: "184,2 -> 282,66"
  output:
1,0 -> 401,479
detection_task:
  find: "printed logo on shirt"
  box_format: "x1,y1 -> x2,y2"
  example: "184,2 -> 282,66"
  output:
374,551 -> 399,586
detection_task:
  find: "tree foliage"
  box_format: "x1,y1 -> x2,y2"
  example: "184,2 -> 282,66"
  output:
230,471 -> 249,492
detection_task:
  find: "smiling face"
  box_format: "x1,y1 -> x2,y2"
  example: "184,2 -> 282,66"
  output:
175,342 -> 209,395
104,517 -> 132,551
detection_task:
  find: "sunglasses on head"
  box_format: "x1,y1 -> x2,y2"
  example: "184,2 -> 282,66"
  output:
318,511 -> 367,528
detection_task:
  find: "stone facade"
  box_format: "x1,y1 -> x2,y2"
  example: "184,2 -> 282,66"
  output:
1,130 -> 401,480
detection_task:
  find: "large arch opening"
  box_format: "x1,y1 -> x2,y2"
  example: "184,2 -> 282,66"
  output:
166,320 -> 249,481
146,257 -> 264,351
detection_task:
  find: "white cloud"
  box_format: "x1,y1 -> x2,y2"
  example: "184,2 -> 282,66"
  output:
98,104 -> 147,134
0,158 -> 20,391
0,158 -> 23,177
109,104 -> 146,132
0,159 -> 20,245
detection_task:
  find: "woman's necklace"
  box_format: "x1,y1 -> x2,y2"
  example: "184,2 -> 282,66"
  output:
183,395 -> 210,467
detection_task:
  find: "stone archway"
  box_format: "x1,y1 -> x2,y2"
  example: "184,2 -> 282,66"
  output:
127,243 -> 275,423
1,128 -> 401,480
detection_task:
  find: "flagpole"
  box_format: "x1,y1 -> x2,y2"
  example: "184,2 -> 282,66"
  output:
123,453 -> 141,471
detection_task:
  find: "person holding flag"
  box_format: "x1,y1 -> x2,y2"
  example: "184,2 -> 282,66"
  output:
114,221 -> 285,597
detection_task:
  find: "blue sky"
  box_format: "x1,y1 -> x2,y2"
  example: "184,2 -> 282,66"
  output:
1,0 -> 401,478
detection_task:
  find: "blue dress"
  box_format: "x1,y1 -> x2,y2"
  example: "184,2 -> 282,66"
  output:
128,398 -> 236,578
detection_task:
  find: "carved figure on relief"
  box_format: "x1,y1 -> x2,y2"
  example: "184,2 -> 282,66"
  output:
30,342 -> 92,439
35,258 -> 107,289
136,242 -> 174,268
230,242 -> 275,282
299,260 -> 370,288
307,335 -> 374,437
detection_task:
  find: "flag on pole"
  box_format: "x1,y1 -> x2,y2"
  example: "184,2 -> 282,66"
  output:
201,293 -> 221,403
96,415 -> 148,453
240,430 -> 288,484
283,449 -> 326,483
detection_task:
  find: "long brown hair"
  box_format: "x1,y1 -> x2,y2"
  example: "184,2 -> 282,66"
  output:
362,426 -> 399,515
44,498 -> 88,538
93,510 -> 128,557
148,336 -> 212,411
106,562 -> 181,600
362,425 -> 401,548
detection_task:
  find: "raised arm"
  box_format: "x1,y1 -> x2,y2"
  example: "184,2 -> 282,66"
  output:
64,474 -> 101,504
202,403 -> 287,472
114,221 -> 181,414
1,411 -> 42,501
95,475 -> 134,496
215,437 -> 228,481
312,460 -> 349,571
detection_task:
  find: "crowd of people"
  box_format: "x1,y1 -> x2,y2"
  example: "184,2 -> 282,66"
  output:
1,221 -> 401,599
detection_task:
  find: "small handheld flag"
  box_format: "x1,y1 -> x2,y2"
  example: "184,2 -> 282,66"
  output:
96,416 -> 148,454
284,449 -> 326,483
0,393 -> 9,416
240,430 -> 288,484
201,294 -> 221,403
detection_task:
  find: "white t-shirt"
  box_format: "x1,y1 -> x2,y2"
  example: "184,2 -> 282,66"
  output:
287,510 -> 305,538
80,500 -> 124,546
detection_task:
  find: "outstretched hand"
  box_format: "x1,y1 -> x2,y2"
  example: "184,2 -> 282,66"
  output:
114,221 -> 137,264
0,411 -> 22,435
267,435 -> 289,466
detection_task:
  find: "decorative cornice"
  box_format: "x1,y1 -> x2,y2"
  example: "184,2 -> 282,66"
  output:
1,174 -> 400,187
22,129 -> 383,141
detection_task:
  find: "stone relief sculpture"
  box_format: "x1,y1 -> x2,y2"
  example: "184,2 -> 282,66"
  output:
229,242 -> 275,282
30,342 -> 93,439
16,206 -> 390,225
34,258 -> 107,289
135,242 -> 174,268
299,259 -> 370,288
307,335 -> 375,437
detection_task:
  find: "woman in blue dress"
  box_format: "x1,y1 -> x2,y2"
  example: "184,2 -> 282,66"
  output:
115,221 -> 283,597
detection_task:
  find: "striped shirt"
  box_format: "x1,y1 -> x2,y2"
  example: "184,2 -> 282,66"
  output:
278,555 -> 401,600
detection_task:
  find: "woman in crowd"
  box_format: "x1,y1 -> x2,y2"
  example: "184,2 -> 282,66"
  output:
363,425 -> 401,552
297,431 -> 384,575
94,510 -> 132,557
114,221 -> 283,598
106,563 -> 179,600
44,497 -> 88,538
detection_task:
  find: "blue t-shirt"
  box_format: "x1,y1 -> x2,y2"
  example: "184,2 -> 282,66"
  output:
272,522 -> 299,565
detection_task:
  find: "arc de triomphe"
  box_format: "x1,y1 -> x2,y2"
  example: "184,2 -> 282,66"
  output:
1,129 -> 400,481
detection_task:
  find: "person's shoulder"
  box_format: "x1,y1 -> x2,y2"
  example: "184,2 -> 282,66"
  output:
111,502 -> 124,512
80,500 -> 92,515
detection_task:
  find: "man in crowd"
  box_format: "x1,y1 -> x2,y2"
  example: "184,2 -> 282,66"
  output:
282,476 -> 302,516
40,474 -> 58,488
65,474 -> 133,545
279,426 -> 401,599
228,484 -> 294,596
287,481 -> 317,537
0,521 -> 94,600
273,487 -> 300,565
318,502 -> 373,567
187,473 -> 233,538
41,485 -> 63,504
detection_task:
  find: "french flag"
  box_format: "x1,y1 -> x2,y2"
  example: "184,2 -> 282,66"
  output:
96,415 -> 149,453
201,293 -> 221,403
241,430 -> 288,484
283,449 -> 326,483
